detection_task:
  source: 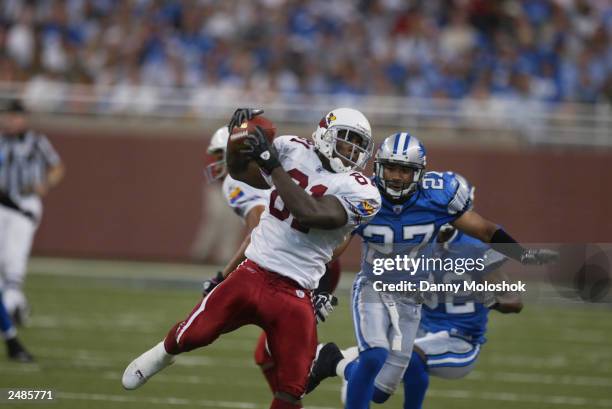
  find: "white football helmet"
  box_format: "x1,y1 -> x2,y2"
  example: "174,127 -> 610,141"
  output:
205,126 -> 230,183
312,107 -> 374,173
374,132 -> 427,199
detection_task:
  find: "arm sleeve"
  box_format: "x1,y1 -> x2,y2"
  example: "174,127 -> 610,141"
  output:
37,135 -> 61,167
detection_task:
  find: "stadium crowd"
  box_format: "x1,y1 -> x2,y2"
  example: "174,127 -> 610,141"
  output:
1,0 -> 611,107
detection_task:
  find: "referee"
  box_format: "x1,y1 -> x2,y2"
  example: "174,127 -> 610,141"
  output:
0,100 -> 65,325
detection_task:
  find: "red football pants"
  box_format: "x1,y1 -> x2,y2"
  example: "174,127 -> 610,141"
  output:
164,259 -> 317,399
253,259 -> 342,393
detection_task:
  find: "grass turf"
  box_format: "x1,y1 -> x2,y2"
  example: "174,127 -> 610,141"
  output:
1,258 -> 611,409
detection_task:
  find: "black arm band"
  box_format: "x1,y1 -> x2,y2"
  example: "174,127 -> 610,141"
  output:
490,228 -> 525,262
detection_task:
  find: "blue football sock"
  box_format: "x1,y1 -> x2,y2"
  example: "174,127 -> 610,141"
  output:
0,293 -> 16,339
344,360 -> 358,380
403,351 -> 429,409
345,347 -> 388,409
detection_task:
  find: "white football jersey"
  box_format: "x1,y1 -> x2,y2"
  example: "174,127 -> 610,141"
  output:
222,174 -> 269,220
245,135 -> 381,289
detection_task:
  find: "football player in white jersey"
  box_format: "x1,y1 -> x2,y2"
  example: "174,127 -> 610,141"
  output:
122,107 -> 381,409
203,124 -> 343,395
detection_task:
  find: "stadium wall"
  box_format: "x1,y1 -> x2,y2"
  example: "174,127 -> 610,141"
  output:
33,128 -> 612,271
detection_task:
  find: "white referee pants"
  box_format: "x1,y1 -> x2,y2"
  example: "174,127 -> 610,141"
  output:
0,205 -> 37,289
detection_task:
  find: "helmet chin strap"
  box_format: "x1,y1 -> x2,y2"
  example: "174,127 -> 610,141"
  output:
384,184 -> 414,199
382,177 -> 418,201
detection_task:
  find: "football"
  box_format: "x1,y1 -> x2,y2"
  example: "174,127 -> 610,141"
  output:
227,115 -> 277,156
226,115 -> 277,187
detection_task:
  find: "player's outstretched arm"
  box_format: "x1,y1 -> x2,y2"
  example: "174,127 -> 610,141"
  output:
452,210 -> 558,265
451,210 -> 499,243
270,169 -> 348,229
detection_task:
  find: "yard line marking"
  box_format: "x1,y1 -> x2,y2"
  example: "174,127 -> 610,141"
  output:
29,315 -> 263,345
0,365 -> 42,373
485,354 -> 612,373
427,389 -> 612,408
96,370 -> 612,390
99,371 -> 342,393
56,392 -> 338,409
469,370 -> 612,388
32,347 -> 252,369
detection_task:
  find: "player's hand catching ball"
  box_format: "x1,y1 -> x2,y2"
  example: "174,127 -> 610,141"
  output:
313,292 -> 338,324
228,108 -> 264,132
242,126 -> 281,173
520,248 -> 559,265
202,271 -> 225,296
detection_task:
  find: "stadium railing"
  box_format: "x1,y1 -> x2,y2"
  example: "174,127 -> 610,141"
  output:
0,81 -> 610,147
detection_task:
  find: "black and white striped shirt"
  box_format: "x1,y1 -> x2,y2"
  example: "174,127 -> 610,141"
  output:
0,130 -> 61,200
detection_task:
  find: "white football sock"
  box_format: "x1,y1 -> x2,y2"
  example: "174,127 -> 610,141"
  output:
336,346 -> 359,379
122,341 -> 175,390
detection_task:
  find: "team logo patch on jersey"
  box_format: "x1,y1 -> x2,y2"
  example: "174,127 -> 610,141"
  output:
393,205 -> 403,215
229,187 -> 244,204
357,200 -> 377,215
295,290 -> 305,298
344,198 -> 377,217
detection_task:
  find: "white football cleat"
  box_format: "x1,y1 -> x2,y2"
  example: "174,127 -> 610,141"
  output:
122,342 -> 175,390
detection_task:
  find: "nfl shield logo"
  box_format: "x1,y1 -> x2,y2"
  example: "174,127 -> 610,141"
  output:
393,205 -> 403,215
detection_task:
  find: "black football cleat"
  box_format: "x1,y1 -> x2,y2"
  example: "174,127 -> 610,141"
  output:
306,342 -> 343,394
6,338 -> 34,363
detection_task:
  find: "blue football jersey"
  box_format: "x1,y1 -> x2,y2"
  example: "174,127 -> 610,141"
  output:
420,232 -> 507,344
354,171 -> 473,279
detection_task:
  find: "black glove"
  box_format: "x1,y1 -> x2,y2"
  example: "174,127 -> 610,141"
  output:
202,271 -> 224,295
227,108 -> 264,132
242,126 -> 281,173
313,292 -> 338,324
520,248 -> 559,265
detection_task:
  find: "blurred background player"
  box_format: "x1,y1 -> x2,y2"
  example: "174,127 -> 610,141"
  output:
190,127 -> 242,264
307,132 -> 557,409
0,99 -> 64,325
200,119 -> 343,395
397,224 -> 523,409
122,107 -> 380,409
201,125 -> 269,281
0,291 -> 33,362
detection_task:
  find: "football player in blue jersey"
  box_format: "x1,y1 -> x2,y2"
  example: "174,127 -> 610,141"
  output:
306,132 -> 556,409
398,224 -> 523,409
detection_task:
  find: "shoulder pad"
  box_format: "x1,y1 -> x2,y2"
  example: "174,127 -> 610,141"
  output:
421,171 -> 473,215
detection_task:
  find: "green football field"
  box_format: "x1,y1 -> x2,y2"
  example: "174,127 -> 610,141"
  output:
1,258 -> 611,409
